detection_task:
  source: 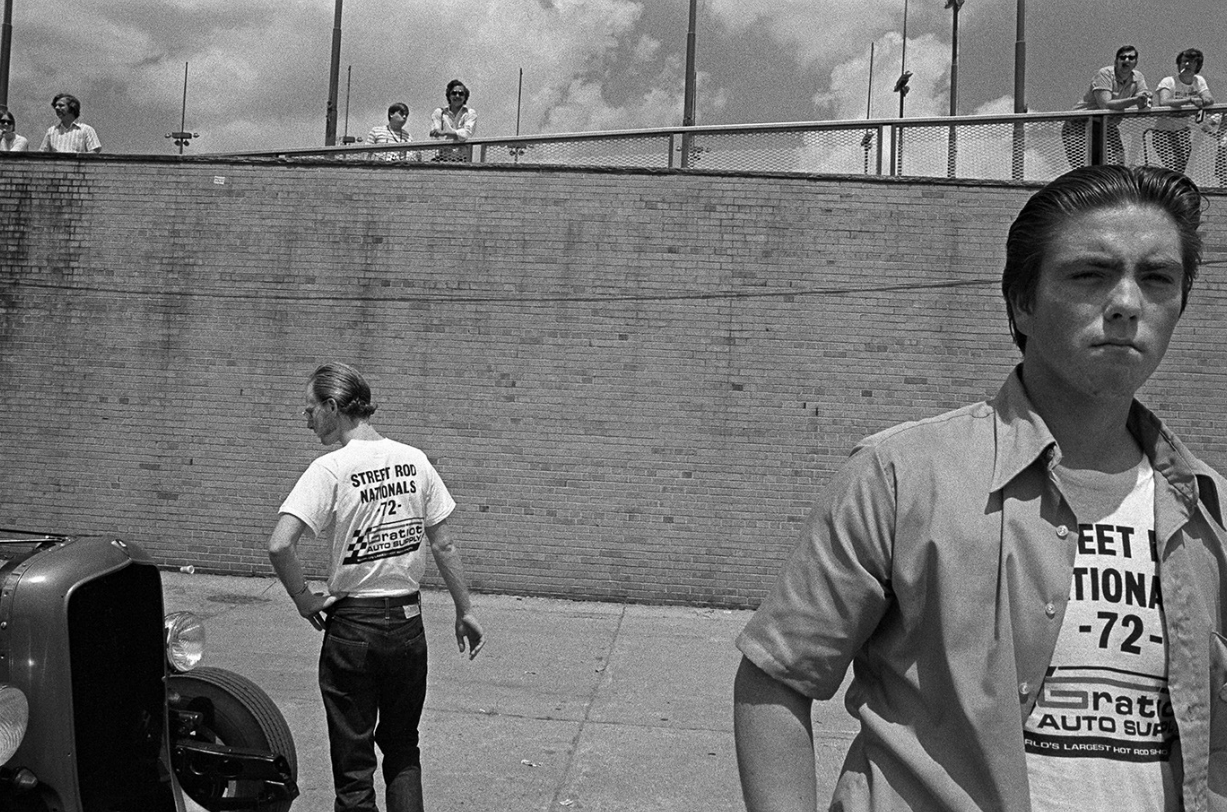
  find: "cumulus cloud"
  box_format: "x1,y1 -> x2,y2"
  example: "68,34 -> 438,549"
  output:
11,0 -> 1217,156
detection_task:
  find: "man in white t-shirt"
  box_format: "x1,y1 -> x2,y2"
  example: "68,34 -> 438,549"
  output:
734,166 -> 1227,812
1152,49 -> 1214,174
268,362 -> 484,812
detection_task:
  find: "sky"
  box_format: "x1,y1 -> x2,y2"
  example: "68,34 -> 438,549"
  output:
5,0 -> 1224,155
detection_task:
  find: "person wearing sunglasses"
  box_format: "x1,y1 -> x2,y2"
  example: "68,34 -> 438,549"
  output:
1062,46 -> 1151,167
0,110 -> 28,152
429,79 -> 476,163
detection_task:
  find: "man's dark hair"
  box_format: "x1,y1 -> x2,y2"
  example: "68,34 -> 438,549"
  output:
387,102 -> 409,118
1002,165 -> 1203,351
52,93 -> 81,117
308,362 -> 378,419
1177,48 -> 1204,73
1116,44 -> 1139,60
445,79 -> 469,101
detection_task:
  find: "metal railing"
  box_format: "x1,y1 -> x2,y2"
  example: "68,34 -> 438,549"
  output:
236,106 -> 1227,188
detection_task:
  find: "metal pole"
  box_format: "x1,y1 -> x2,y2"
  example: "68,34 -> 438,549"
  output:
325,0 -> 342,146
898,0 -> 908,119
343,65 -> 351,142
892,0 -> 909,175
681,0 -> 698,168
0,0 -> 11,112
1013,0 -> 1025,114
945,0 -> 962,178
516,67 -> 523,136
864,42 -> 875,175
178,62 -> 188,155
1011,0 -> 1026,179
947,0 -> 961,116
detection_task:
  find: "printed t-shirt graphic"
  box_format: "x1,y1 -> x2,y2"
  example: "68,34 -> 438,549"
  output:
1024,457 -> 1179,812
278,438 -> 456,597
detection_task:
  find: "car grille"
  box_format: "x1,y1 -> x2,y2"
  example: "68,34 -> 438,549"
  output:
68,562 -> 174,810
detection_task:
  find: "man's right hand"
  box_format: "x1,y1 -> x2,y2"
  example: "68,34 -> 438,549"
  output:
294,589 -> 338,631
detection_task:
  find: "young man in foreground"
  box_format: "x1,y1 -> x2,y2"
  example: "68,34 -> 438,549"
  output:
734,166 -> 1227,811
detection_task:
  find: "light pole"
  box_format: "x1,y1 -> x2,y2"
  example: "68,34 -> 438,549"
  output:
0,0 -> 13,112
165,62 -> 199,154
945,0 -> 963,117
1012,0 -> 1026,179
894,0 -> 911,119
680,0 -> 698,168
945,0 -> 964,178
325,0 -> 343,146
891,0 -> 912,175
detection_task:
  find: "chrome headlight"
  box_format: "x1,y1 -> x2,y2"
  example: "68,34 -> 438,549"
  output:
0,684 -> 28,765
164,611 -> 206,673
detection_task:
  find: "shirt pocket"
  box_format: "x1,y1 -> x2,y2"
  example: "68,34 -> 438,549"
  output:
1211,633 -> 1227,810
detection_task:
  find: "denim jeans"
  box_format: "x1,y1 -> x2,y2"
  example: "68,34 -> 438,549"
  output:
319,602 -> 428,812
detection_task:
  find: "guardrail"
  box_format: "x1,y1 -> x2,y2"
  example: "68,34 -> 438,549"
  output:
235,106 -> 1227,188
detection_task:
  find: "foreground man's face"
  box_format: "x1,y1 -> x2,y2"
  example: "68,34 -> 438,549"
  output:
1015,203 -> 1184,405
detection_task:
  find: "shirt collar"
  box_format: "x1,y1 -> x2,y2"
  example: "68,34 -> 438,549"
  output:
986,365 -> 1221,522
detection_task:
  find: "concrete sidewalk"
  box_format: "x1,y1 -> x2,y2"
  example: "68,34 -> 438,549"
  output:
162,572 -> 856,812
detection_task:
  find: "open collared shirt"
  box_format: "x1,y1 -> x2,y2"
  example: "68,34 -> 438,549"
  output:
737,368 -> 1227,811
39,120 -> 101,153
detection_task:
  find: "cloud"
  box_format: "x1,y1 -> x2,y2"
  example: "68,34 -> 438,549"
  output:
706,0 -> 902,72
11,0 -> 674,152
813,32 -> 956,121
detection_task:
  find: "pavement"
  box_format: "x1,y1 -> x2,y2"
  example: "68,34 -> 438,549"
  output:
162,572 -> 856,812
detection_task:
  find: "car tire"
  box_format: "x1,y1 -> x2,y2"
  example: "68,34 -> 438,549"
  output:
168,666 -> 297,812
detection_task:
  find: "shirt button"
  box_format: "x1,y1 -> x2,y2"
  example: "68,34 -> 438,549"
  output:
1045,602 -> 1057,618
1056,525 -> 1069,538
1019,681 -> 1030,697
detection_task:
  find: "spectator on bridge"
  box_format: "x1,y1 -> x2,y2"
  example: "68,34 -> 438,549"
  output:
0,110 -> 28,152
429,79 -> 476,163
735,165 -> 1227,812
367,101 -> 417,162
1152,49 -> 1213,174
1061,45 -> 1151,167
38,93 -> 101,153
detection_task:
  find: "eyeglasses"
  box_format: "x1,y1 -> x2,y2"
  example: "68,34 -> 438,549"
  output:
448,90 -> 467,97
1118,54 -> 1138,62
0,120 -> 12,128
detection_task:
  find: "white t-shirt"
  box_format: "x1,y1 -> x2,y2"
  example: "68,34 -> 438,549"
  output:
279,437 -> 456,597
1025,456 -> 1179,811
1155,74 -> 1211,131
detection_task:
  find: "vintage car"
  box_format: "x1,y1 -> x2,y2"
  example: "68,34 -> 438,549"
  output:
0,529 -> 299,811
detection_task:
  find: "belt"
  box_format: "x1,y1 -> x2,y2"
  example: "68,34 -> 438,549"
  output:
334,592 -> 420,609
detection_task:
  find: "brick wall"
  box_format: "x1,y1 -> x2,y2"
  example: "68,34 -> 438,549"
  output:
2,155 -> 1226,607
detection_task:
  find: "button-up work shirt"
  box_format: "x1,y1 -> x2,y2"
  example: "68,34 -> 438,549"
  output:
39,120 -> 101,153
737,368 -> 1227,811
429,105 -> 476,162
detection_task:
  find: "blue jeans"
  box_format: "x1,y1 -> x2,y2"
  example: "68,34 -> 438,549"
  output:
319,602 -> 428,812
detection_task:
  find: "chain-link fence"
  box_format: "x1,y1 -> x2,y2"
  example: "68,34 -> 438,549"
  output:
244,106 -> 1227,187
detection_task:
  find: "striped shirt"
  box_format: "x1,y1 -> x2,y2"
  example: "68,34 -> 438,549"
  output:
365,124 -> 415,161
39,121 -> 102,153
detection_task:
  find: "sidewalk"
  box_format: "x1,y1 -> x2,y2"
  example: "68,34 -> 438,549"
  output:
162,572 -> 856,812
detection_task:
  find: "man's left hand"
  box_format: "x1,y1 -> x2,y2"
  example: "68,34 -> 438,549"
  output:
456,612 -> 485,659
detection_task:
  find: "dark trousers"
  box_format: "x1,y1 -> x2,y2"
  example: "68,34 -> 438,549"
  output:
320,603 -> 428,812
1062,116 -> 1124,167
